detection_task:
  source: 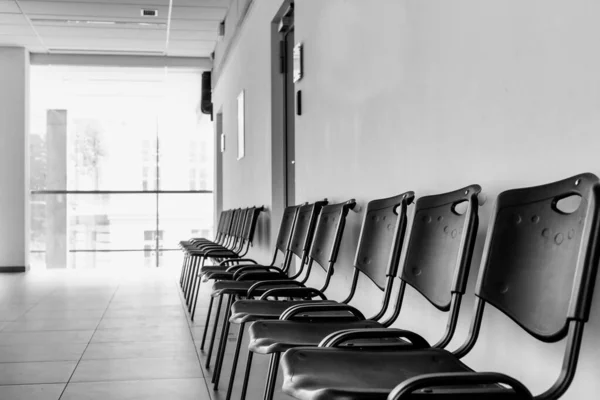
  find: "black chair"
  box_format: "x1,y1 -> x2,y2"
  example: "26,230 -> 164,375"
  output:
180,209 -> 234,295
200,205 -> 303,282
179,209 -> 229,286
282,173 -> 600,400
198,202 -> 323,369
187,207 -> 264,319
243,185 -> 481,400
193,204 -> 302,355
181,208 -> 242,302
207,200 -> 341,390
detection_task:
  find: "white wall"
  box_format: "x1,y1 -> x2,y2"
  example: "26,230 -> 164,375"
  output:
212,0 -> 284,263
0,47 -> 29,270
213,1 -> 600,397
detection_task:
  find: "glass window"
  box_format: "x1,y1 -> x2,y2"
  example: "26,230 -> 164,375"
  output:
29,65 -> 214,270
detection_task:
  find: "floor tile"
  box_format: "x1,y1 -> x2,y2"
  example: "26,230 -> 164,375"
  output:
91,327 -> 191,343
83,341 -> 196,360
0,343 -> 87,362
61,378 -> 210,400
102,307 -> 185,319
0,330 -> 94,345
97,316 -> 188,329
0,384 -> 65,400
2,319 -> 100,331
70,357 -> 203,382
0,361 -> 77,384
21,309 -> 106,320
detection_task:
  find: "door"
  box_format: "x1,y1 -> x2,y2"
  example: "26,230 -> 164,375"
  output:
282,28 -> 296,206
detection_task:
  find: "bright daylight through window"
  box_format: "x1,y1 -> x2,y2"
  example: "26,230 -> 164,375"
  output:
29,65 -> 214,269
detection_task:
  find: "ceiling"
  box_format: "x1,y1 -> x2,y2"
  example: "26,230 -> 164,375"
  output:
0,0 -> 229,57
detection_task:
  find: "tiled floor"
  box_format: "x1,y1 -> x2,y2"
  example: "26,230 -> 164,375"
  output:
0,268 -> 292,400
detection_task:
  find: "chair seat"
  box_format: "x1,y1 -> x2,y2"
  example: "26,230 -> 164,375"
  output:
281,348 -> 478,400
248,320 -> 385,354
200,265 -> 227,275
204,271 -> 235,281
230,299 -> 338,324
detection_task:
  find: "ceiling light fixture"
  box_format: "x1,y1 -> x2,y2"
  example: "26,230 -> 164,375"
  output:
35,18 -> 166,28
141,9 -> 158,17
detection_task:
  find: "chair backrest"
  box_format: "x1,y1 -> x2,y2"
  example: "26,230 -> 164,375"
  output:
400,185 -> 481,311
215,210 -> 229,242
232,208 -> 247,239
225,209 -> 238,237
241,206 -> 264,243
477,173 -> 600,341
275,205 -> 301,254
354,192 -> 415,290
289,200 -> 328,260
309,200 -> 357,272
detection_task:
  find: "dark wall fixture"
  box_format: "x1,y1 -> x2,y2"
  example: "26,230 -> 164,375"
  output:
201,71 -> 213,120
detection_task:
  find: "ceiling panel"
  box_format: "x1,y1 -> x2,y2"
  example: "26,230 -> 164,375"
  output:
169,19 -> 219,31
45,37 -> 165,50
36,26 -> 167,41
170,6 -> 226,20
0,12 -> 28,24
0,35 -> 39,46
0,24 -> 35,35
0,1 -> 20,13
169,30 -> 216,41
1,0 -> 229,57
19,0 -> 228,6
19,2 -> 170,20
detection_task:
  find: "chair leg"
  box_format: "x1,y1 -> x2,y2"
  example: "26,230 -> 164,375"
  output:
182,254 -> 191,288
264,353 -> 279,399
205,294 -> 223,369
200,296 -> 214,350
263,352 -> 281,400
179,254 -> 187,285
190,258 -> 206,316
187,257 -> 201,308
212,295 -> 234,388
225,322 -> 246,400
240,351 -> 253,400
184,256 -> 198,304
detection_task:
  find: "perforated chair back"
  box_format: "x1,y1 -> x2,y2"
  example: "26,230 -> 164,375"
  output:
354,192 -> 415,290
275,206 -> 301,254
289,200 -> 328,260
308,200 -> 356,272
400,185 -> 481,311
477,173 -> 600,341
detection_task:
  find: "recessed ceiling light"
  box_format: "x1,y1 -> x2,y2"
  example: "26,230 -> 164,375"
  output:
33,18 -> 166,28
86,21 -> 116,25
141,9 -> 158,17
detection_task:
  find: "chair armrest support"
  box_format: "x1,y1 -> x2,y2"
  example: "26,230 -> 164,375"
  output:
260,287 -> 327,300
235,271 -> 286,281
319,328 -> 430,349
387,372 -> 533,400
247,280 -> 304,298
232,266 -> 286,279
227,264 -> 267,273
219,258 -> 257,266
280,304 -> 365,321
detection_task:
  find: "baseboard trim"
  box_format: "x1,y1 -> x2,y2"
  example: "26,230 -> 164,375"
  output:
0,266 -> 27,273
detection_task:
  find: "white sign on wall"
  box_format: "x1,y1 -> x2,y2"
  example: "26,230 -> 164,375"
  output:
237,90 -> 245,160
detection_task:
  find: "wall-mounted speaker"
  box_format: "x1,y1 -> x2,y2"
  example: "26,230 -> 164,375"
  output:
201,71 -> 213,119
